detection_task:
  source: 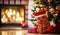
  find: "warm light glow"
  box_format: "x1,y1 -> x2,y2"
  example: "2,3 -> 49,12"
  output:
2,12 -> 4,15
1,8 -> 24,23
1,15 -> 8,23
6,9 -> 8,13
9,9 -> 13,15
16,17 -> 23,22
16,31 -> 23,35
16,12 -> 20,17
40,4 -> 43,7
2,31 -> 7,35
13,10 -> 16,15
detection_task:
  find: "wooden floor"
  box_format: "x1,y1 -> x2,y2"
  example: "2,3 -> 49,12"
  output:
0,27 -> 60,35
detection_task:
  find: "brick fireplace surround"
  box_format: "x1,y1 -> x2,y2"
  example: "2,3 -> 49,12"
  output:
0,0 -> 28,26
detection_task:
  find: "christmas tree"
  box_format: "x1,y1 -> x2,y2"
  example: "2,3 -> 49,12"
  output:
28,0 -> 60,33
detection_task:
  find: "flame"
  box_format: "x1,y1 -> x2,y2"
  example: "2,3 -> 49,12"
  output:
13,10 -> 16,15
1,15 -> 8,23
16,12 -> 20,17
9,9 -> 13,15
6,9 -> 8,14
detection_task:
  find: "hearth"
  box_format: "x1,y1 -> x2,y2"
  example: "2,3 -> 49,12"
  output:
0,4 -> 25,27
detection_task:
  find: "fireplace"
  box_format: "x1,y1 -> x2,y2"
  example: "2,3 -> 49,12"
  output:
0,4 -> 25,27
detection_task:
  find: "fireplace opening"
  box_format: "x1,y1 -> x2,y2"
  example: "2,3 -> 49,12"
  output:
0,4 -> 25,26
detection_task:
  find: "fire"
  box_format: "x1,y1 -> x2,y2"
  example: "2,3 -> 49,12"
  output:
1,15 -> 8,23
1,9 -> 24,23
13,10 -> 16,15
16,12 -> 20,17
